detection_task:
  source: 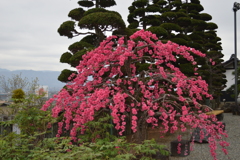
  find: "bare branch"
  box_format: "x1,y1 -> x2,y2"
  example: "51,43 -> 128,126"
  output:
0,73 -> 39,95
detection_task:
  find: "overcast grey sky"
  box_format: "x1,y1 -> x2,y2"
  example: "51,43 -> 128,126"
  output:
0,0 -> 238,71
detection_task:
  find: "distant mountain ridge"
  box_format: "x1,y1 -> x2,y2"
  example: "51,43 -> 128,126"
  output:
0,68 -> 64,91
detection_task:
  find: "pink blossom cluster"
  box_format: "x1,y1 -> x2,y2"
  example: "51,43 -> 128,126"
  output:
41,30 -> 228,159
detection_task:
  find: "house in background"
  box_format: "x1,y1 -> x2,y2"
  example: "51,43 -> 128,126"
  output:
223,54 -> 236,90
221,54 -> 239,102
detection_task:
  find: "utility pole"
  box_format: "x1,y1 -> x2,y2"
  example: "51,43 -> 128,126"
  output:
233,2 -> 240,114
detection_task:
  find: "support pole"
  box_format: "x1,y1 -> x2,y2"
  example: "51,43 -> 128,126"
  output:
234,9 -> 239,114
233,2 -> 240,114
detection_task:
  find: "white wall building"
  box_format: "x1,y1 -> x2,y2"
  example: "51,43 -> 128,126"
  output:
223,54 -> 236,91
221,54 -> 239,102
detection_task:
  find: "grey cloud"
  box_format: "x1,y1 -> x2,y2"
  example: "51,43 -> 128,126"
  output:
0,0 -> 238,71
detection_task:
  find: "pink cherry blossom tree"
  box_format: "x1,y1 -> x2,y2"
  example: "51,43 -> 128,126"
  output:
42,30 -> 228,159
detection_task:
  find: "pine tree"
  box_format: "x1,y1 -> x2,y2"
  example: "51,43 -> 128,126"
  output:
127,0 -> 226,107
180,0 -> 226,107
57,0 -> 126,82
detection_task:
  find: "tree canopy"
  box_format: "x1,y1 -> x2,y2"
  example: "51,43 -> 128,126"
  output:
43,30 -> 228,159
12,88 -> 25,103
57,0 -> 126,82
57,1 -> 226,107
127,0 -> 226,106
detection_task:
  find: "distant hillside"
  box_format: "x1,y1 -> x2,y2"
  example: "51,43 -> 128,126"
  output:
0,68 -> 65,91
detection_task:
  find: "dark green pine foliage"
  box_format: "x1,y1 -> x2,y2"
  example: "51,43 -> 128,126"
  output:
179,0 -> 226,104
127,0 -> 226,107
57,0 -> 126,82
128,0 -> 161,30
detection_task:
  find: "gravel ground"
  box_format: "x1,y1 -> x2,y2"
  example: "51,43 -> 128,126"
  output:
169,113 -> 240,160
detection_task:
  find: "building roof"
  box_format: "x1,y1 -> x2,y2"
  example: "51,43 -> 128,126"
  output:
223,54 -> 240,70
